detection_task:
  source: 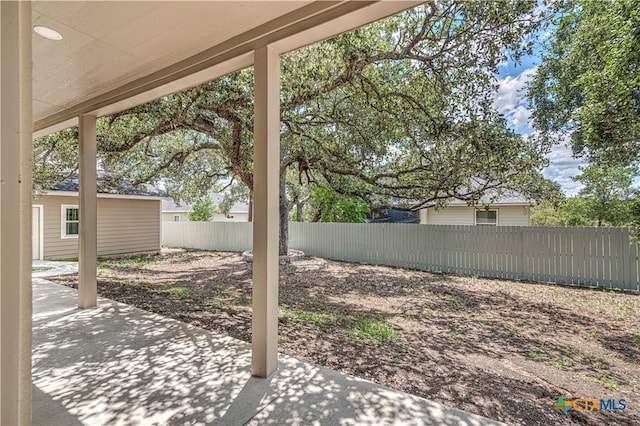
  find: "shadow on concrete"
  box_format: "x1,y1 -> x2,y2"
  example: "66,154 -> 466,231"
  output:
32,279 -> 502,425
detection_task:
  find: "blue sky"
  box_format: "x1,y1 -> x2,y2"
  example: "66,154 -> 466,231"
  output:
494,49 -> 586,196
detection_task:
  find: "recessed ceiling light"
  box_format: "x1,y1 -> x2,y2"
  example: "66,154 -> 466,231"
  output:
33,25 -> 63,41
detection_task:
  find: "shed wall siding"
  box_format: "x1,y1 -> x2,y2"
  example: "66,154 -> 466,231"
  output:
41,196 -> 78,259
39,195 -> 160,259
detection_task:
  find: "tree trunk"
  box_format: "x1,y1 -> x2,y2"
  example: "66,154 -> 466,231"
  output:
248,190 -> 253,222
279,171 -> 288,256
296,201 -> 303,222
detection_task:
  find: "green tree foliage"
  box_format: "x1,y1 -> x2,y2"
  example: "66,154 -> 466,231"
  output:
528,0 -> 640,165
214,181 -> 251,220
187,197 -> 215,222
630,195 -> 640,232
531,165 -> 638,227
305,187 -> 370,223
531,198 -> 590,226
35,1 -> 556,253
573,164 -> 637,226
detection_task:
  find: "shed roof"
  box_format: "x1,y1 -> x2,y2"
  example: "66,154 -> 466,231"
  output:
49,172 -> 167,198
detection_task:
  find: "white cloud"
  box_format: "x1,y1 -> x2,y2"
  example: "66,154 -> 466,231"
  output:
510,106 -> 531,130
493,66 -> 592,195
494,68 -> 587,195
494,66 -> 537,133
542,138 -> 585,196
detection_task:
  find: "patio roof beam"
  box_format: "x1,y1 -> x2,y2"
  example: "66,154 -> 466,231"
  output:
0,1 -> 33,424
77,115 -> 97,309
251,45 -> 280,378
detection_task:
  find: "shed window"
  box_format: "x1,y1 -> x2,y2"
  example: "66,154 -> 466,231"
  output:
61,205 -> 79,238
476,210 -> 497,226
174,215 -> 180,222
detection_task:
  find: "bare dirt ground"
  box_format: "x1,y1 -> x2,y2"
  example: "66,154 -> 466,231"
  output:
51,249 -> 640,425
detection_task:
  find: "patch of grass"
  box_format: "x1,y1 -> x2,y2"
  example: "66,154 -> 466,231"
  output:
204,296 -> 223,308
578,373 -> 618,390
554,358 -> 564,370
447,330 -> 460,340
98,254 -> 156,268
32,267 -> 52,273
586,326 -> 601,337
222,289 -> 238,298
279,306 -> 335,326
167,287 -> 190,299
114,278 -> 145,287
597,373 -> 618,390
347,316 -> 396,344
401,310 -> 414,321
526,350 -> 539,359
578,373 -> 596,383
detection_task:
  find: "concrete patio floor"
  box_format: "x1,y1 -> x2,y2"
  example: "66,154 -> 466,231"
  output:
32,274 -> 505,425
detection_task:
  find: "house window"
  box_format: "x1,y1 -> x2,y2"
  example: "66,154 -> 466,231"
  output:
61,205 -> 79,238
476,210 -> 497,226
174,215 -> 180,222
226,215 -> 235,220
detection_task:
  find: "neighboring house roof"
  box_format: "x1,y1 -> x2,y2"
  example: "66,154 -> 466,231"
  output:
162,193 -> 250,214
161,199 -> 190,213
47,172 -> 168,198
443,189 -> 531,207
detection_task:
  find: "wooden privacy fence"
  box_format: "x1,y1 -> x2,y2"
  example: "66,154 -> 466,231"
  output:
162,222 -> 640,291
163,222 -> 252,253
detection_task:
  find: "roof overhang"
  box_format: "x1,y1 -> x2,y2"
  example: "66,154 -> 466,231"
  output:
33,1 -> 423,137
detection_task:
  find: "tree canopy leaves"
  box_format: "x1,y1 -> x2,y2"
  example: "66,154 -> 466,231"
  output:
187,197 -> 215,222
574,163 -> 637,226
528,0 -> 640,165
36,1 -> 553,207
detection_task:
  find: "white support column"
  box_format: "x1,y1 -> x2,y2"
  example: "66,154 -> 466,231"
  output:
78,115 -> 97,308
252,45 -> 280,378
1,1 -> 33,424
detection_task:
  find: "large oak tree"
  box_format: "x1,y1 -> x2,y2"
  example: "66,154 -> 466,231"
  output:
35,1 -> 556,254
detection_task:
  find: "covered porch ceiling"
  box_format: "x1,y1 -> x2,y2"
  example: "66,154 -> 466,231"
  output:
33,0 -> 422,136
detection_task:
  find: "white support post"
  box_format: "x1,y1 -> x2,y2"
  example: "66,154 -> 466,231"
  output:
78,115 -> 97,308
252,45 -> 280,378
0,1 -> 33,424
